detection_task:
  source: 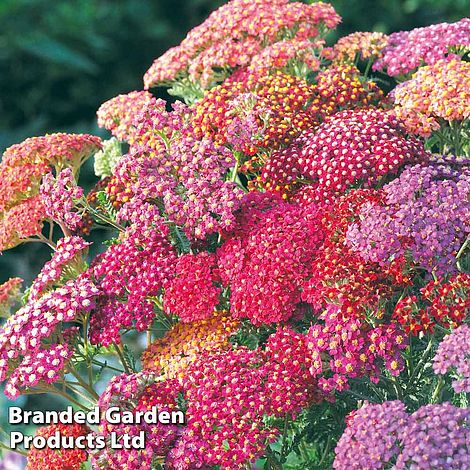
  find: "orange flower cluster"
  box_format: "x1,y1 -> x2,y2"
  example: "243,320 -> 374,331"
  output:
393,59 -> 470,136
192,71 -> 317,154
193,66 -> 382,164
144,0 -> 340,89
0,133 -> 101,251
26,424 -> 89,470
326,32 -> 388,64
142,311 -> 239,379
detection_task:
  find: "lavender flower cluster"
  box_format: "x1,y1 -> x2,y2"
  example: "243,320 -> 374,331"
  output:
346,160 -> 470,276
334,401 -> 470,469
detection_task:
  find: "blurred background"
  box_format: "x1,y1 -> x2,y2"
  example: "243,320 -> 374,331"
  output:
0,0 -> 469,461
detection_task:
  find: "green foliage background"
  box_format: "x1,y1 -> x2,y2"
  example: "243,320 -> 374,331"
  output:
0,0 -> 469,450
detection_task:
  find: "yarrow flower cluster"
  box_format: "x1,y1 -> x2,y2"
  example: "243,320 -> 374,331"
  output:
144,0 -> 340,88
91,372 -> 184,470
0,274 -> 99,398
217,192 -> 323,325
346,160 -> 470,276
326,31 -> 388,64
40,168 -> 84,231
393,273 -> 470,334
373,18 -> 470,77
107,100 -> 244,240
26,423 -> 89,470
29,236 -> 90,301
163,252 -> 221,322
392,59 -> 470,137
89,222 -> 177,346
0,133 -> 100,250
433,324 -> 470,393
334,401 -> 470,469
259,108 -> 426,203
97,91 -> 158,143
142,311 -> 239,379
1,3 -> 469,469
307,306 -> 407,392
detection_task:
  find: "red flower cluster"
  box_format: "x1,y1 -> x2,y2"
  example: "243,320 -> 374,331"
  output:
217,192 -> 323,325
26,424 -> 89,470
394,273 -> 470,334
163,252 -> 221,322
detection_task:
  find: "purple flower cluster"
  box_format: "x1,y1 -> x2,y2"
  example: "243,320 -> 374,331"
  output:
333,400 -> 408,469
112,100 -> 244,240
346,160 -> 470,276
0,274 -> 99,398
395,403 -> 470,469
40,168 -> 84,231
373,19 -> 470,76
433,324 -> 470,393
334,401 -> 470,469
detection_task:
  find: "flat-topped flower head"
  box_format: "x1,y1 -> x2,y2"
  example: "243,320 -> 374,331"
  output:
0,195 -> 46,252
433,324 -> 470,393
97,91 -> 159,144
144,0 -> 340,89
26,423 -> 89,470
142,311 -> 239,379
327,31 -> 388,64
374,18 -> 470,77
392,59 -> 470,137
2,133 -> 101,169
346,160 -> 470,275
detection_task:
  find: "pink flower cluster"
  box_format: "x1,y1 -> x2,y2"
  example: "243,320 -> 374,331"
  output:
40,168 -> 84,231
111,101 -> 244,240
307,306 -> 407,393
96,91 -> 159,143
29,236 -> 91,301
0,274 -> 99,398
374,18 -> 470,76
163,252 -> 221,322
89,222 -> 177,346
92,372 -> 183,470
261,108 -> 426,204
217,192 -> 323,325
144,0 -> 340,88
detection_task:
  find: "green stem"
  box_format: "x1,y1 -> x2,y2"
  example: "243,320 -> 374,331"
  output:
113,342 -> 131,374
91,359 -> 124,373
405,337 -> 434,394
69,368 -> 99,400
279,414 -> 289,463
431,377 -> 444,404
318,435 -> 332,467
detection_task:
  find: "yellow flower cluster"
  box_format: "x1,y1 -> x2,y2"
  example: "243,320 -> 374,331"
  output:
141,311 -> 239,379
327,32 -> 388,64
